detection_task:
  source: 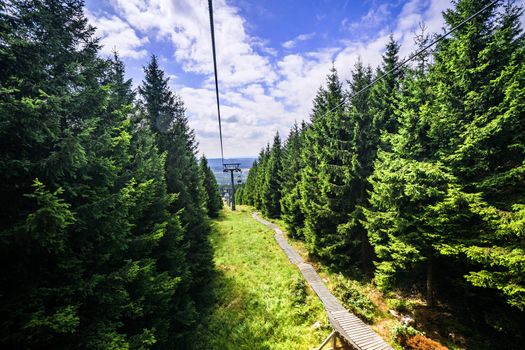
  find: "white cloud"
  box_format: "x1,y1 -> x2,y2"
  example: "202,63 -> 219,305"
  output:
86,11 -> 148,59
341,3 -> 391,33
89,0 -> 468,157
282,32 -> 316,49
108,0 -> 277,87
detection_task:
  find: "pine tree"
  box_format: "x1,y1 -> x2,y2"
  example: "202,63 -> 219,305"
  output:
254,145 -> 270,210
243,160 -> 258,206
261,132 -> 283,218
0,1 -> 191,347
299,65 -> 356,265
200,155 -> 223,218
280,122 -> 306,237
434,0 -> 525,312
139,56 -> 213,346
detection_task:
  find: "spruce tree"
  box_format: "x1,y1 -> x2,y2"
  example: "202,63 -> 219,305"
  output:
254,145 -> 270,210
139,57 -> 213,343
242,160 -> 258,206
365,0 -> 525,315
338,59 -> 375,271
261,132 -> 283,218
200,155 -> 223,218
299,66 -> 355,265
0,1 -> 192,347
434,0 -> 525,312
369,35 -> 403,150
280,122 -> 306,237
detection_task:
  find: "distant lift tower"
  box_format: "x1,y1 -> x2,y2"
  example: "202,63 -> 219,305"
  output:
223,163 -> 241,210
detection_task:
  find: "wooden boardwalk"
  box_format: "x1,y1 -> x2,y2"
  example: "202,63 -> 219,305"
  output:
253,213 -> 392,350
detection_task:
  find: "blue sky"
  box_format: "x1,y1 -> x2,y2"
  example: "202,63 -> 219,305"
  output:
84,0 -> 525,157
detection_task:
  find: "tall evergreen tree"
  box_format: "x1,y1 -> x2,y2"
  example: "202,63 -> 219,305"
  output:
280,122 -> 306,237
254,144 -> 270,210
139,57 -> 213,342
338,60 -> 376,271
365,0 -> 525,316
433,0 -> 525,312
242,160 -> 258,206
299,66 -> 355,265
0,1 -> 192,347
369,34 -> 403,150
200,155 -> 223,218
262,132 -> 283,218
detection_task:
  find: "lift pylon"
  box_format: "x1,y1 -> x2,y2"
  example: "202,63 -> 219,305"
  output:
223,163 -> 241,210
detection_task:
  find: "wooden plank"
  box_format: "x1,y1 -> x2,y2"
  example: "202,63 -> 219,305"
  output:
368,341 -> 392,350
342,326 -> 370,334
356,337 -> 387,348
337,318 -> 367,326
338,320 -> 370,328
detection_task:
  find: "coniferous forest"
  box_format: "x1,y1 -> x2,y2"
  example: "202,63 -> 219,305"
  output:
1,0 -> 525,349
0,0 -> 222,348
242,0 -> 525,346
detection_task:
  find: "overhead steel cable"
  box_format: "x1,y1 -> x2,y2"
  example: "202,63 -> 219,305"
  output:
327,0 -> 500,114
208,0 -> 225,165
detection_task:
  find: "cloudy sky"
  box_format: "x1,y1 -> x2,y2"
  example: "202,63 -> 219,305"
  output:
84,0 -> 524,158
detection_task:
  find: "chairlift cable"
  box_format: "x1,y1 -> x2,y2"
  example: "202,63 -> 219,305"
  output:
208,0 -> 225,165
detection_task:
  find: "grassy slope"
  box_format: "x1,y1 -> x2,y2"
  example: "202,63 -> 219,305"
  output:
195,207 -> 329,350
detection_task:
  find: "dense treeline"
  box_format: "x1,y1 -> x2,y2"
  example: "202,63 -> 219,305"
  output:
243,0 -> 525,345
0,0 -> 221,348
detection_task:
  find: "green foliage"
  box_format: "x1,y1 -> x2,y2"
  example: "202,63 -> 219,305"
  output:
139,55 -> 213,346
200,155 -> 223,218
242,159 -> 258,206
386,298 -> 416,314
261,132 -> 283,218
332,274 -> 377,323
290,275 -> 308,305
391,323 -> 421,343
299,65 -> 356,265
248,0 -> 525,342
234,183 -> 244,205
24,179 -> 75,253
280,122 -> 306,238
243,133 -> 284,219
0,1 -> 212,348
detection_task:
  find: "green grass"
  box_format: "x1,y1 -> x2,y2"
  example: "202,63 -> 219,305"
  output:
195,206 -> 329,349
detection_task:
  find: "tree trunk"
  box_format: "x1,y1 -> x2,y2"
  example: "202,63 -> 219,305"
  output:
427,256 -> 434,307
360,230 -> 373,273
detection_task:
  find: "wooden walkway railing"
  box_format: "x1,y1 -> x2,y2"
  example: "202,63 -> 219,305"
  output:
253,212 -> 393,350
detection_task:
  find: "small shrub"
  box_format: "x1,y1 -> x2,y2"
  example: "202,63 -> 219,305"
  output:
290,275 -> 307,305
386,298 -> 415,313
332,274 -> 377,323
405,334 -> 448,350
392,322 -> 420,343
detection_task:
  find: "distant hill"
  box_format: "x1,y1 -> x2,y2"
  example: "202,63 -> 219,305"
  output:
207,158 -> 256,185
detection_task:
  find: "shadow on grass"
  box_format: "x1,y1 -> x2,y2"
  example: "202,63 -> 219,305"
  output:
193,267 -> 283,350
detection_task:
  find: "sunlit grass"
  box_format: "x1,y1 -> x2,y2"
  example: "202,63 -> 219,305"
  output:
195,206 -> 329,349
